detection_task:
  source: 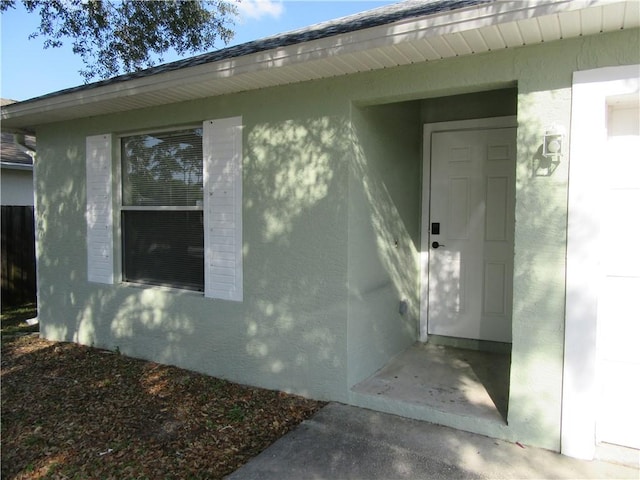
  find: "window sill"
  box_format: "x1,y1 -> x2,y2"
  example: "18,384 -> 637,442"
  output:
120,281 -> 205,297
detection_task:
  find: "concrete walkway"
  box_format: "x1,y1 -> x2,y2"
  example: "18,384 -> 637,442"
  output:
226,403 -> 639,479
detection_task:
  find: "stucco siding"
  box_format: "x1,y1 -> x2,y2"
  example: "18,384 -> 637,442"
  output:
33,28 -> 640,449
342,29 -> 638,449
348,102 -> 422,387
35,82 -> 352,402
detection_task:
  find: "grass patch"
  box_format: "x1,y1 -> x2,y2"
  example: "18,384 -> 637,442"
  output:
1,302 -> 38,336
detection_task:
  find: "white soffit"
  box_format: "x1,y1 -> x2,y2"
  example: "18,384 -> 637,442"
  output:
2,0 -> 639,130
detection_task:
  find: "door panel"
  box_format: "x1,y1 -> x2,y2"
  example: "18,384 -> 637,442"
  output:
427,128 -> 516,342
485,176 -> 508,241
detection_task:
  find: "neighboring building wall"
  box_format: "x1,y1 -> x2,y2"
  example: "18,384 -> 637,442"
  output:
34,27 -> 639,450
1,168 -> 34,206
1,160 -> 36,308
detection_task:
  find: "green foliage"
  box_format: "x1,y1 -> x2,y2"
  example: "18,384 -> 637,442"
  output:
0,302 -> 37,337
0,0 -> 238,82
227,405 -> 246,422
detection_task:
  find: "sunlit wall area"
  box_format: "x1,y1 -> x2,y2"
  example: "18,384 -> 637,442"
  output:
34,80 -> 355,403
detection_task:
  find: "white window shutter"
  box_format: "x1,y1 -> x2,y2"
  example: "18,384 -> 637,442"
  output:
203,117 -> 243,301
86,134 -> 114,284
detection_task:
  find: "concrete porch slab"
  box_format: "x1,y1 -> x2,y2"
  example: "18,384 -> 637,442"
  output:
352,342 -> 510,423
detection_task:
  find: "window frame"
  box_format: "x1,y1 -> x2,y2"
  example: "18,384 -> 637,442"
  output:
116,124 -> 205,292
86,116 -> 243,301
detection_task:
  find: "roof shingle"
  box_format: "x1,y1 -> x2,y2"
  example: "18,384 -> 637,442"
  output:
19,0 -> 488,104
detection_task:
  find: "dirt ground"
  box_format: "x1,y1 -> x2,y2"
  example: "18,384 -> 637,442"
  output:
1,334 -> 324,479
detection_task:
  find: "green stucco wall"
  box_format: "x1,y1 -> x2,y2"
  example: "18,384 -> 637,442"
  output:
34,28 -> 639,451
35,83 -> 353,402
347,102 -> 422,386
345,28 -> 638,450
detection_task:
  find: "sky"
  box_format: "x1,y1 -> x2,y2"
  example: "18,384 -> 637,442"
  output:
0,0 -> 400,101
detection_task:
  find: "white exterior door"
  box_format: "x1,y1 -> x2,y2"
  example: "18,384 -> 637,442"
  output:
596,100 -> 640,450
426,127 -> 516,343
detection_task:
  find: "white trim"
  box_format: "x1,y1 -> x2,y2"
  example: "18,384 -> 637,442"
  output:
120,206 -> 203,212
113,137 -> 123,284
86,134 -> 114,284
203,116 -> 244,302
420,116 -> 517,341
562,64 -> 640,460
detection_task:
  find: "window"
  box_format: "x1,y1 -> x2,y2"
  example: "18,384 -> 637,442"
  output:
120,128 -> 205,291
86,117 -> 244,301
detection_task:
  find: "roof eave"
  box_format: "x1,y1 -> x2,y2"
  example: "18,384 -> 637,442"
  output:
1,161 -> 34,171
2,0 -> 638,131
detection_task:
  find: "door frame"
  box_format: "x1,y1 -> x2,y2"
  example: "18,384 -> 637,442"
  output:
562,64 -> 640,460
420,116 -> 517,342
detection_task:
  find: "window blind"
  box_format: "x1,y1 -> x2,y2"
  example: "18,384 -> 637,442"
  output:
121,129 -> 203,207
121,127 -> 204,290
122,210 -> 204,290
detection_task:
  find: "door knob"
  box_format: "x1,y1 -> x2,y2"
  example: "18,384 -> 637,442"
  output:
432,241 -> 445,249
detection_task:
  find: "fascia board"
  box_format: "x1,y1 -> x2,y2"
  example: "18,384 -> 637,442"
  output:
1,162 -> 34,171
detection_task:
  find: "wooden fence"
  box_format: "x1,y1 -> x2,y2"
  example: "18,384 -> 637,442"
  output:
1,205 -> 37,309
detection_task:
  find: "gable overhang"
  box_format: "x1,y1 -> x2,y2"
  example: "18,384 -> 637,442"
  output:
2,0 -> 638,132
1,162 -> 33,172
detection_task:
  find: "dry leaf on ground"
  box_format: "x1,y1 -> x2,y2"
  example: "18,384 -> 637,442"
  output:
1,335 -> 324,479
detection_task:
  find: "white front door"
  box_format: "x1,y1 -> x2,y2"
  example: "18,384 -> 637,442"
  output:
596,99 -> 640,450
426,126 -> 516,343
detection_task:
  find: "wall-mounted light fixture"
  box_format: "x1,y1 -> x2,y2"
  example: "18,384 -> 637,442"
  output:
534,124 -> 565,177
543,125 -> 565,159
